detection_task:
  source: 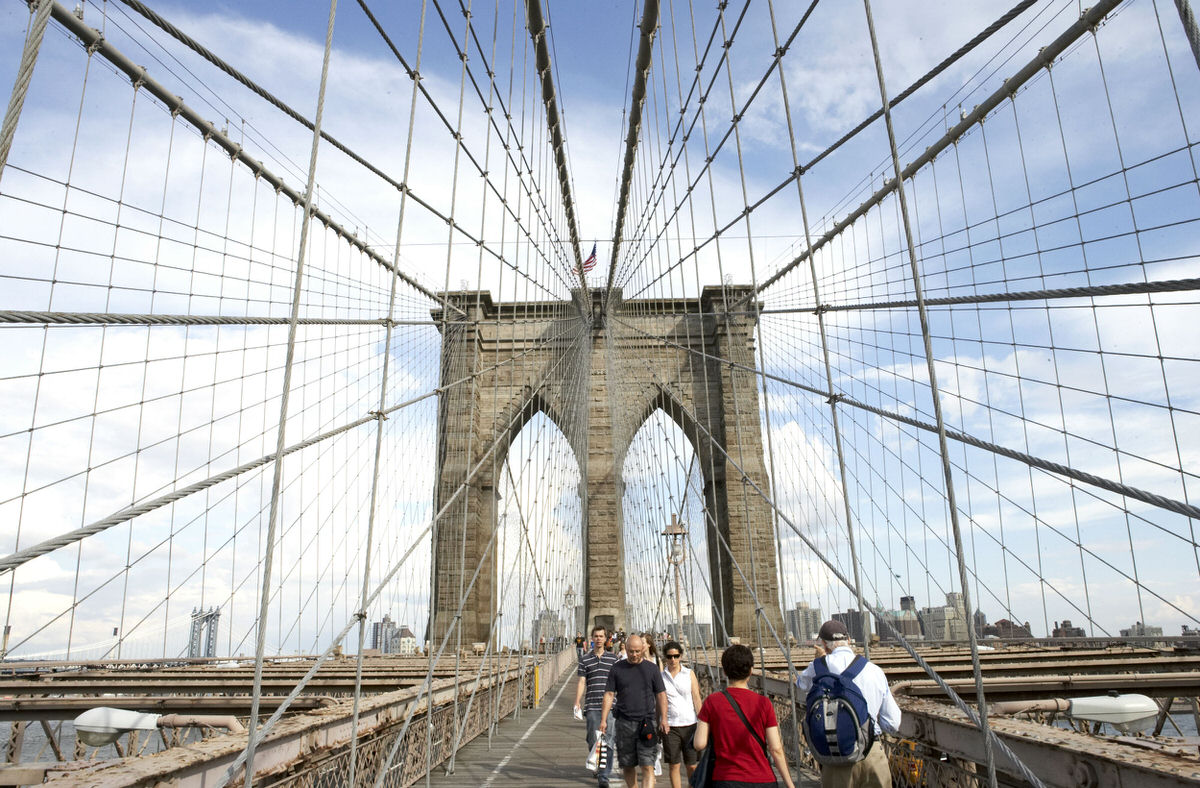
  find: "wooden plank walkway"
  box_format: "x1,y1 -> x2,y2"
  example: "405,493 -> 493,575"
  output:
427,669 -> 818,787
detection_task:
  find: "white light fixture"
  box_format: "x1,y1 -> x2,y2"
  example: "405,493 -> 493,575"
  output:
74,707 -> 160,747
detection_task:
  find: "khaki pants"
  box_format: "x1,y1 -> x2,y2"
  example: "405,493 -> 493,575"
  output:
819,744 -> 891,788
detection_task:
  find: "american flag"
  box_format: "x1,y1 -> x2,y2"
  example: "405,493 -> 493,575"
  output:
581,243 -> 597,273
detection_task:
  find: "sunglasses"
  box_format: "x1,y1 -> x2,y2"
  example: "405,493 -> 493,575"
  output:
665,653 -> 681,659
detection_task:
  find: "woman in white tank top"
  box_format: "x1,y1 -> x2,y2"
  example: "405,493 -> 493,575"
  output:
660,640 -> 703,788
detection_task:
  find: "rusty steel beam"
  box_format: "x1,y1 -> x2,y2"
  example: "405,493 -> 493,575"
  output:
893,671 -> 1200,701
0,678 -> 413,695
900,698 -> 1200,788
0,696 -> 336,722
24,651 -> 579,787
36,675 -> 486,787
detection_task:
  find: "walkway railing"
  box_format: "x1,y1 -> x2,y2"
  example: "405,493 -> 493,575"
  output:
41,649 -> 574,788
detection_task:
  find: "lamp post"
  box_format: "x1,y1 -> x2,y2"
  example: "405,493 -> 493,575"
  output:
663,515 -> 687,640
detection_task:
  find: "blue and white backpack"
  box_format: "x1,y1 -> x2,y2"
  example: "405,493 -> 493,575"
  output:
802,655 -> 875,765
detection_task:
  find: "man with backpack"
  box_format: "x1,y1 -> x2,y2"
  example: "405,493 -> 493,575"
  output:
797,620 -> 901,788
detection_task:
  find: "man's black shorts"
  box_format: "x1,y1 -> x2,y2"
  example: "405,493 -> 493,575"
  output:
662,722 -> 698,765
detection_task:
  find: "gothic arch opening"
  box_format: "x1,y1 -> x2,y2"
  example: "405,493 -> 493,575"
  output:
620,407 -> 714,649
495,411 -> 583,650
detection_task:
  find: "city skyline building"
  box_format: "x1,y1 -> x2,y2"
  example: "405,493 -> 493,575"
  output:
786,601 -> 823,642
682,613 -> 713,648
1052,620 -> 1086,638
1120,621 -> 1163,638
371,614 -> 399,653
832,608 -> 870,644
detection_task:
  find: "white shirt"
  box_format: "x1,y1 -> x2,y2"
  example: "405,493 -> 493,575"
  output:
796,644 -> 901,734
661,665 -> 697,726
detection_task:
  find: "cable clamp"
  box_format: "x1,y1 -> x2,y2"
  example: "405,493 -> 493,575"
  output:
813,303 -> 828,315
370,410 -> 387,421
354,611 -> 367,621
826,393 -> 842,406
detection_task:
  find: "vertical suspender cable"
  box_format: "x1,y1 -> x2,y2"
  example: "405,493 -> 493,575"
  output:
860,1 -> 997,785
604,0 -> 660,312
243,1 -> 339,784
345,2 -> 430,785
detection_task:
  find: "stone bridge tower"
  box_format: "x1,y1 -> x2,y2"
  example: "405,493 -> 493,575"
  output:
430,287 -> 782,647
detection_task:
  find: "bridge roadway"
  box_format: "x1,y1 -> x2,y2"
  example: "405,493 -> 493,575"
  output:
426,668 -> 818,787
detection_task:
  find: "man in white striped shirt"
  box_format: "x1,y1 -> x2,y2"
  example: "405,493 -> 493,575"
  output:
576,625 -> 619,787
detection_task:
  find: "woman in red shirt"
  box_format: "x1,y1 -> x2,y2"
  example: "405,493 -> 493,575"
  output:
694,644 -> 796,788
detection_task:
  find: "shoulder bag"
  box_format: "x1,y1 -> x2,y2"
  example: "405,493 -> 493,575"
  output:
722,689 -> 771,766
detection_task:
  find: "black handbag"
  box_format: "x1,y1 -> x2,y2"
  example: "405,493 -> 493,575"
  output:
689,745 -> 715,788
637,716 -> 657,744
691,692 -> 775,788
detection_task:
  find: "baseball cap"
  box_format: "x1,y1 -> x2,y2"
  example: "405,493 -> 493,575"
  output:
818,620 -> 849,641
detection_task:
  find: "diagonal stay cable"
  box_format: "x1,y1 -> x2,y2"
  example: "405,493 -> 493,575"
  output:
357,0 -> 576,293
214,325 -> 587,785
611,316 -> 1200,522
604,0 -> 660,306
745,0 -> 1123,305
520,0 -> 586,283
0,324 -> 579,575
616,331 -> 1048,788
115,0 -> 572,293
44,0 -> 465,318
619,0 -> 1070,301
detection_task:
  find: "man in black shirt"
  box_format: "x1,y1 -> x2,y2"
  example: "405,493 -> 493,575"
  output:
600,633 -> 668,787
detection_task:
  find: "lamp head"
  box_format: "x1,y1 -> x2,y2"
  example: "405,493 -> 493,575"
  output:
74,707 -> 160,747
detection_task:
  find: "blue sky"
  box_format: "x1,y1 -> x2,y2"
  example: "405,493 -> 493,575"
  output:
1,0 -> 1197,658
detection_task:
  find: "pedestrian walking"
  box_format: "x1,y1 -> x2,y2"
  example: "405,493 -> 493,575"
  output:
576,630 -> 587,656
600,633 -> 668,788
643,632 -> 660,668
577,625 -> 620,787
660,640 -> 701,788
693,644 -> 796,788
796,620 -> 901,788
